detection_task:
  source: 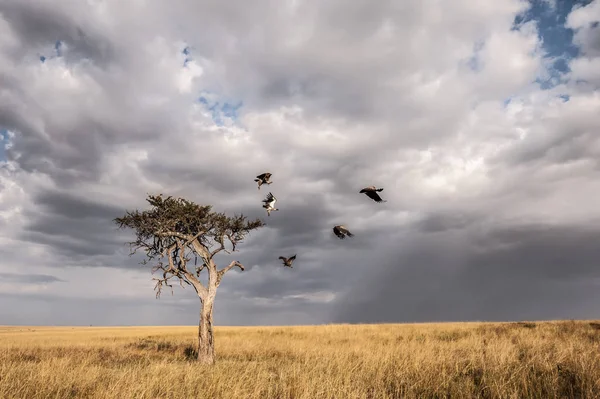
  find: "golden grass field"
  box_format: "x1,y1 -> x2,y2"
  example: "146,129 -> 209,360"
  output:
1,320 -> 600,398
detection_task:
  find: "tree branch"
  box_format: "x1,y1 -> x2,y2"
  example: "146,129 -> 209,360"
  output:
210,233 -> 232,258
180,231 -> 205,251
191,239 -> 212,264
216,260 -> 244,286
155,230 -> 193,241
173,238 -> 208,297
150,241 -> 208,299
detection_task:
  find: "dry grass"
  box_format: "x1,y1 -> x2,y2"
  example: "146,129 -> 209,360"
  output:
1,320 -> 600,398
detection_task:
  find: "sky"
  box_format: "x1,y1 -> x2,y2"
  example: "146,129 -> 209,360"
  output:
0,0 -> 599,326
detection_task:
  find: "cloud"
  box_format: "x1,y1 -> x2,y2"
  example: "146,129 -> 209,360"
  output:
331,221 -> 600,323
0,273 -> 65,284
0,0 -> 599,325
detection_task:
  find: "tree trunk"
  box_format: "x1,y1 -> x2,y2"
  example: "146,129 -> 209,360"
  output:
197,297 -> 215,364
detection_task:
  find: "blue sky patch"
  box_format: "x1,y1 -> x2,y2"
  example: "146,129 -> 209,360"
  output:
182,46 -> 192,67
466,41 -> 485,72
55,40 -> 63,57
0,129 -> 9,162
38,40 -> 65,63
513,0 -> 594,89
198,93 -> 243,126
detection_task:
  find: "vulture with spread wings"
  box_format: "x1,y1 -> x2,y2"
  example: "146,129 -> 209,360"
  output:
279,255 -> 297,268
359,186 -> 387,203
262,192 -> 279,216
254,172 -> 273,190
333,225 -> 354,239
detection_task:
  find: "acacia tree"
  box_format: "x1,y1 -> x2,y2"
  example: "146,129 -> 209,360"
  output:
114,194 -> 264,365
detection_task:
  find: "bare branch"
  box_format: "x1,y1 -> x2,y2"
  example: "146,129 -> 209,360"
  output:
180,230 -> 205,251
172,239 -> 208,297
220,260 -> 245,273
216,260 -> 244,286
210,233 -> 231,258
196,261 -> 208,276
147,241 -> 208,299
151,261 -> 174,299
191,239 -> 212,265
155,230 -> 193,241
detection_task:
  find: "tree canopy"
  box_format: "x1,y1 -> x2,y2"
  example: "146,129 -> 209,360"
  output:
114,194 -> 264,298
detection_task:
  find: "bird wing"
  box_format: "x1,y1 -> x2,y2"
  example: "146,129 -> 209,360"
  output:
289,255 -> 297,262
365,191 -> 384,202
267,192 -> 277,205
257,173 -> 267,180
264,192 -> 274,202
338,225 -> 354,236
278,256 -> 286,260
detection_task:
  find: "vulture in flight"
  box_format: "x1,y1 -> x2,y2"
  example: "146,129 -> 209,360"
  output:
262,192 -> 279,216
359,186 -> 387,203
279,255 -> 297,268
333,225 -> 354,239
255,172 -> 273,190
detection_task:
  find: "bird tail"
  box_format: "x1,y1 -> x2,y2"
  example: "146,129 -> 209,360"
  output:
347,231 -> 354,237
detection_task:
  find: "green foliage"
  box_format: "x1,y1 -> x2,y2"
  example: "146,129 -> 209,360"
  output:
114,194 -> 264,261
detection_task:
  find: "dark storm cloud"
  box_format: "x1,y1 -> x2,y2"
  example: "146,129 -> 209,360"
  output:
332,221 -> 600,323
0,273 -> 65,284
0,292 -> 197,326
226,270 -> 332,300
0,2 -> 186,187
0,290 -> 330,326
19,230 -> 117,257
246,193 -> 338,247
16,189 -> 128,258
35,189 -> 123,220
413,212 -> 482,234
0,0 -> 116,65
2,108 -> 171,188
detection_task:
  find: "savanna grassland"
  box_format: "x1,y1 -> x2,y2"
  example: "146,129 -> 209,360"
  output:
1,321 -> 600,398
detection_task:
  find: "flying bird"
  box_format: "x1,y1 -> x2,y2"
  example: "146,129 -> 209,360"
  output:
262,192 -> 279,216
279,255 -> 297,268
359,186 -> 387,203
255,172 -> 273,190
333,225 -> 354,239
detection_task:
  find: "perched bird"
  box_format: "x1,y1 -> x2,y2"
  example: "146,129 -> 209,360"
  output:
255,172 -> 273,190
333,225 -> 354,239
262,192 -> 279,216
359,186 -> 387,203
279,255 -> 297,268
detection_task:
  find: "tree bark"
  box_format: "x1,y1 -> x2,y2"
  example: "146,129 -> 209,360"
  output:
197,296 -> 215,364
